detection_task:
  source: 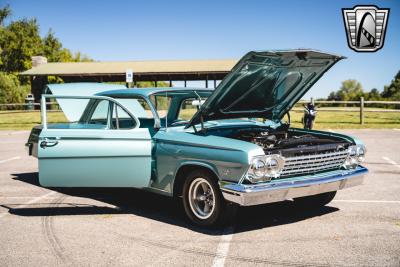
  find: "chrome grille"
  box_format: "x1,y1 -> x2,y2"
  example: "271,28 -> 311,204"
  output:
280,149 -> 348,177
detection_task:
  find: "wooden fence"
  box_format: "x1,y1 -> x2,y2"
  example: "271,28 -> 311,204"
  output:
1,97 -> 399,125
295,97 -> 400,124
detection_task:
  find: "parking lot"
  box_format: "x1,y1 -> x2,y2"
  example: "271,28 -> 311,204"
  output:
0,129 -> 399,266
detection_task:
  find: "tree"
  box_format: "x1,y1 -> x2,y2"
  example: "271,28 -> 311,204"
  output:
0,4 -> 94,103
327,79 -> 364,101
0,5 -> 11,26
0,18 -> 43,72
43,30 -> 92,63
363,88 -> 381,101
0,72 -> 30,104
381,71 -> 400,100
70,51 -> 92,62
0,4 -> 92,73
42,29 -> 63,62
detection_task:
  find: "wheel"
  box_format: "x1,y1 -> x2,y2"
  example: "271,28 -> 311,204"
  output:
293,191 -> 337,208
182,169 -> 231,227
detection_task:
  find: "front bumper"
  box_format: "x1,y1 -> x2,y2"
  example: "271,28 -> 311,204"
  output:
220,166 -> 368,206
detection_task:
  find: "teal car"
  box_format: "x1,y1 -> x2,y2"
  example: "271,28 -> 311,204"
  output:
26,50 -> 368,226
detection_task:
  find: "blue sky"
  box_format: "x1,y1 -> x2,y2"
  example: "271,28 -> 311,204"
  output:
2,0 -> 399,98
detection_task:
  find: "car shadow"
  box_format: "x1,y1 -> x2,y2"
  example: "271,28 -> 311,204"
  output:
8,172 -> 339,235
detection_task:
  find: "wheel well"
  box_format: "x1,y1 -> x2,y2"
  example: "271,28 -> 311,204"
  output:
173,165 -> 218,197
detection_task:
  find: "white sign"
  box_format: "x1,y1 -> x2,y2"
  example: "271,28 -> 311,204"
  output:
126,69 -> 133,83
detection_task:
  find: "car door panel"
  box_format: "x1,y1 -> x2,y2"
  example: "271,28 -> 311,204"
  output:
37,94 -> 152,188
38,128 -> 151,187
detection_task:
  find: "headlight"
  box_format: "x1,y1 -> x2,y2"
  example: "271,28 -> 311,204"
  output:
356,145 -> 366,162
247,155 -> 285,183
343,144 -> 366,169
251,158 -> 266,178
265,156 -> 285,178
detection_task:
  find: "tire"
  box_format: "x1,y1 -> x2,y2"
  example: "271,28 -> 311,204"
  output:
182,169 -> 232,227
293,191 -> 337,208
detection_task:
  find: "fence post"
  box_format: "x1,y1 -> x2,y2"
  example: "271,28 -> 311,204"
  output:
360,97 -> 364,125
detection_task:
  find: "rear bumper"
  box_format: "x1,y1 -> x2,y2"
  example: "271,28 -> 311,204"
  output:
220,166 -> 368,206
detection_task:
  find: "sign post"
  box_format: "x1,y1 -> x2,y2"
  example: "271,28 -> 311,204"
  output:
126,69 -> 133,88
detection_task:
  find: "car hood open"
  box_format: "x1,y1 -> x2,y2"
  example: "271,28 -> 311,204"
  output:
186,50 -> 344,128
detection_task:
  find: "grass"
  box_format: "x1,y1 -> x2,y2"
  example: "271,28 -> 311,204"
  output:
0,109 -> 399,130
0,111 -> 68,130
289,110 -> 400,129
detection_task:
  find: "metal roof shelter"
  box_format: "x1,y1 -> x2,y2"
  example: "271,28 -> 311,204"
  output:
20,57 -> 238,101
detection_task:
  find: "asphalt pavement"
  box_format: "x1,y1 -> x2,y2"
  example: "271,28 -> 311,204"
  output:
0,129 -> 399,267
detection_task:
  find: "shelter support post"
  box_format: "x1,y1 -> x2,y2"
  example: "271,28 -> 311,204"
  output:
31,75 -> 48,103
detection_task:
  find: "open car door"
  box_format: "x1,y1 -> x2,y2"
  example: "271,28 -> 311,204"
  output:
37,94 -> 152,188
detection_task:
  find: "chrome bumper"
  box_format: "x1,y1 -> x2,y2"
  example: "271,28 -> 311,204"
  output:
220,166 -> 368,206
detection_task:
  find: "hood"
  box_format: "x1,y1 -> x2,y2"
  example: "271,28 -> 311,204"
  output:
46,83 -> 126,121
187,50 -> 344,128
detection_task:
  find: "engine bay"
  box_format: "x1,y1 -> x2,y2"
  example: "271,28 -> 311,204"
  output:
203,124 -> 352,156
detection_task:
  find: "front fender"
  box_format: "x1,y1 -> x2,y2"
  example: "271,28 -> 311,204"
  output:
150,130 -> 264,194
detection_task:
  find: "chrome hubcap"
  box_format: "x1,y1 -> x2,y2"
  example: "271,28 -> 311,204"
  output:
188,178 -> 215,220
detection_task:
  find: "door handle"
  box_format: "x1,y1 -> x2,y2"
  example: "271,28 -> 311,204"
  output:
40,140 -> 58,149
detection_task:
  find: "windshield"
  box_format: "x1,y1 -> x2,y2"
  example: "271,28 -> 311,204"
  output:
177,97 -> 270,125
178,97 -> 208,121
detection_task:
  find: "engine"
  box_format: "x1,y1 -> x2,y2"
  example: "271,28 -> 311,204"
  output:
230,127 -> 347,151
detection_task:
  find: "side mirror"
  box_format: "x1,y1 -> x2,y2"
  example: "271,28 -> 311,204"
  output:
192,100 -> 205,110
191,99 -> 206,107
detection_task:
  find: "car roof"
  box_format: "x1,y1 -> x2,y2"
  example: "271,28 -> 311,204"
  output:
98,87 -> 214,97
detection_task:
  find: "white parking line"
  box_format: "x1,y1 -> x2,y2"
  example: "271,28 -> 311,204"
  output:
393,129 -> 400,131
0,156 -> 21,164
333,200 -> 400,204
212,226 -> 234,267
0,191 -> 57,219
382,156 -> 400,169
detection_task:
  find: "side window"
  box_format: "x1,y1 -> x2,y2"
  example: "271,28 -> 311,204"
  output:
115,98 -> 153,119
87,100 -> 110,126
149,95 -> 171,118
111,104 -> 137,129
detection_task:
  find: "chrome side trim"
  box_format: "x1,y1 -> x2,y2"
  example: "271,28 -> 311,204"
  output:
155,139 -> 241,152
220,166 -> 368,206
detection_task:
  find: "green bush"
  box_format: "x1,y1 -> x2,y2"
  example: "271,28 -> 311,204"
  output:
0,72 -> 30,105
